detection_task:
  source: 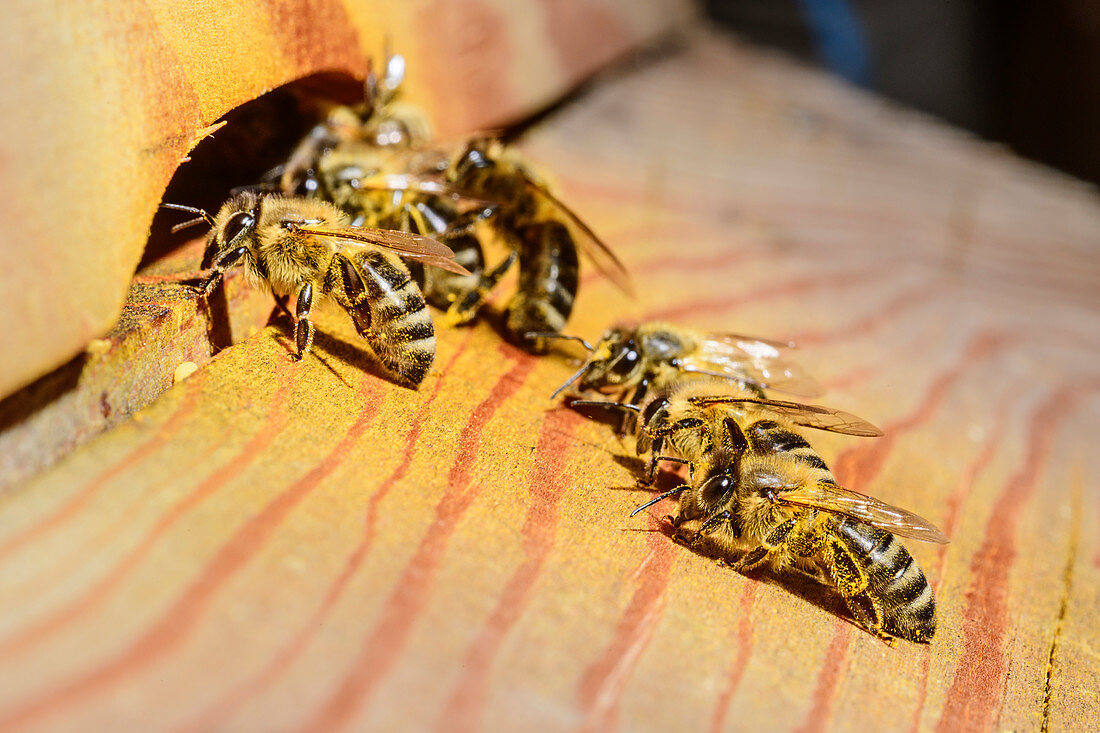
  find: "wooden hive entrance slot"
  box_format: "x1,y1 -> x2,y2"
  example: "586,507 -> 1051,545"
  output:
0,73 -> 365,491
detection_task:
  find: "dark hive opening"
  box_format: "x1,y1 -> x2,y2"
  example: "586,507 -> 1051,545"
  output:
141,71 -> 365,271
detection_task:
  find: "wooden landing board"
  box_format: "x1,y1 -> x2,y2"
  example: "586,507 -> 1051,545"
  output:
1,29 -> 1098,732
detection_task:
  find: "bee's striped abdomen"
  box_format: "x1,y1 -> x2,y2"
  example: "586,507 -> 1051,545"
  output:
831,518 -> 936,643
506,221 -> 579,348
745,419 -> 832,473
333,250 -> 435,386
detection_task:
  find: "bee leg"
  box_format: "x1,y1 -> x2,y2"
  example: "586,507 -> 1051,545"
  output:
691,509 -> 735,544
732,547 -> 769,570
293,283 -> 315,361
641,435 -> 664,486
642,419 -> 706,484
618,378 -> 649,435
446,250 -> 516,325
824,538 -> 894,644
643,455 -> 694,487
327,253 -> 373,336
649,417 -> 705,440
201,245 -> 249,296
730,519 -> 797,571
479,248 -> 517,294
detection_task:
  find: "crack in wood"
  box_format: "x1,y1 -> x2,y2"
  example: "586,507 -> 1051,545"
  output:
1040,465 -> 1083,733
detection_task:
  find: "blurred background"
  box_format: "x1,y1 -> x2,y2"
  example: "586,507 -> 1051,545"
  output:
706,0 -> 1100,185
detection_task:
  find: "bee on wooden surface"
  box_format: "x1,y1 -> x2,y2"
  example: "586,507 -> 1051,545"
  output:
331,137 -> 627,348
297,141 -> 515,327
291,136 -> 629,345
604,378 -> 943,644
437,137 -> 633,350
536,321 -> 824,408
579,376 -> 881,485
163,192 -> 468,386
644,414 -> 943,644
678,451 -> 945,645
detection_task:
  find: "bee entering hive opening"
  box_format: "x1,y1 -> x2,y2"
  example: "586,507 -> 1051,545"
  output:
135,72 -> 368,352
141,71 -> 366,271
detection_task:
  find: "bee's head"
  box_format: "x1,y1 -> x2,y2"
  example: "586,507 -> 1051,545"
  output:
639,391 -> 670,431
579,327 -> 645,391
202,192 -> 262,268
362,54 -> 433,148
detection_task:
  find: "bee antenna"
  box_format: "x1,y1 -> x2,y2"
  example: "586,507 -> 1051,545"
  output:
630,485 -> 689,517
364,57 -> 379,107
550,362 -> 591,400
170,217 -> 208,234
525,332 -> 594,352
568,400 -> 640,414
162,203 -> 215,228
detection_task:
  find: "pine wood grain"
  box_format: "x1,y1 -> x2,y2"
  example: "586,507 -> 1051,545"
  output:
1,29 -> 1098,732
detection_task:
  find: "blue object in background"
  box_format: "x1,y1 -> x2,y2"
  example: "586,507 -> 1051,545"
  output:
795,0 -> 871,86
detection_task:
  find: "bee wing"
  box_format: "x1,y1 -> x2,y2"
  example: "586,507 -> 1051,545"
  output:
775,483 -> 949,544
686,395 -> 883,437
711,331 -> 796,349
522,178 -> 634,297
355,174 -> 500,208
683,333 -> 824,398
295,223 -> 472,275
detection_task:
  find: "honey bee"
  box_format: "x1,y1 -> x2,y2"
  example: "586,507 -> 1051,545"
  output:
677,449 -> 945,645
437,137 -> 633,350
578,376 -> 881,484
537,321 -> 825,405
294,140 -> 515,327
290,135 -> 628,344
280,52 -> 431,196
591,377 -> 943,644
357,53 -> 432,148
163,191 -> 468,386
331,137 -> 626,348
277,53 -> 628,349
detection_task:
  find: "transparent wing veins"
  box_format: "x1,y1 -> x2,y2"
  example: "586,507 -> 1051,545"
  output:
685,395 -> 883,437
294,223 -> 471,275
683,333 -> 824,398
522,178 -> 634,297
776,483 -> 949,543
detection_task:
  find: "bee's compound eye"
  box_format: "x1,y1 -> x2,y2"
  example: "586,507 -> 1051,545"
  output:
701,475 -> 735,507
222,210 -> 255,245
610,339 -> 640,378
641,396 -> 669,426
